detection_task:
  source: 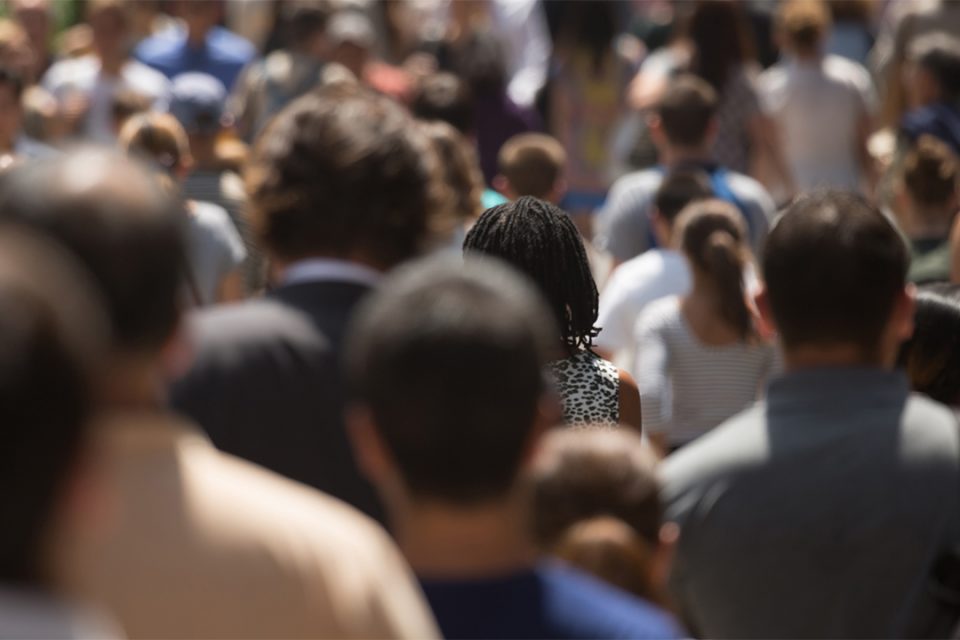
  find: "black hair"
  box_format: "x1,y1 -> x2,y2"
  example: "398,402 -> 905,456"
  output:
909,33 -> 960,104
452,27 -> 508,95
0,149 -> 187,352
345,257 -> 558,504
412,72 -> 475,134
463,196 -> 599,354
763,190 -> 909,357
897,287 -> 960,406
0,65 -> 24,101
654,168 -> 715,224
0,227 -> 107,586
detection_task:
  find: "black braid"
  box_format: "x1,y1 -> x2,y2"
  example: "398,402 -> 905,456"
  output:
463,196 -> 600,354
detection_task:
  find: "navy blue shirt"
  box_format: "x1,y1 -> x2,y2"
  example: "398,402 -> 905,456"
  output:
135,26 -> 256,91
420,561 -> 681,639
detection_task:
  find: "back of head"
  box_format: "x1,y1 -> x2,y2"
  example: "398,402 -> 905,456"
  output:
412,72 -> 475,135
119,111 -> 190,176
247,82 -> 440,268
530,428 -> 662,548
283,1 -> 332,50
687,0 -> 754,91
778,0 -> 831,55
420,120 -> 484,225
677,199 -> 754,340
656,75 -> 718,149
346,257 -> 559,504
452,27 -> 508,95
498,133 -> 567,201
654,168 -> 715,225
463,196 -> 599,352
901,135 -> 958,212
909,33 -> 960,103
0,149 -> 186,353
897,288 -> 960,406
0,228 -> 107,586
553,516 -> 660,603
763,191 -> 908,355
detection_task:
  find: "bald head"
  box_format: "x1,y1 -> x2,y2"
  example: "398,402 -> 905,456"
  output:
0,149 -> 187,352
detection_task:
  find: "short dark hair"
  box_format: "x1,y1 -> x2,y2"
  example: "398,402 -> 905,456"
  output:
498,133 -> 567,200
902,135 -> 958,210
284,1 -> 332,48
346,257 -> 558,504
898,287 -> 960,406
0,65 -> 24,101
0,150 -> 187,352
530,429 -> 662,549
656,75 -> 718,148
0,227 -> 107,586
463,196 -> 600,353
778,0 -> 830,53
909,33 -> 960,103
654,167 -> 715,224
247,83 -> 440,267
763,191 -> 909,354
412,72 -> 475,134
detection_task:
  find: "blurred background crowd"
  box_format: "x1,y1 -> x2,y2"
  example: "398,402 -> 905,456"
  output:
3,0 -> 960,639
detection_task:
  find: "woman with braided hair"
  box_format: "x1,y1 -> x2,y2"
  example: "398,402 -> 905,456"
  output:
463,196 -> 642,431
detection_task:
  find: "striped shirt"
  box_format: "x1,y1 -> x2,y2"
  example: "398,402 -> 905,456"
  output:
633,296 -> 779,447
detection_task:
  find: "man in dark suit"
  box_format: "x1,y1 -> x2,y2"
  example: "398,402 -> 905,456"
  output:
171,82 -> 441,523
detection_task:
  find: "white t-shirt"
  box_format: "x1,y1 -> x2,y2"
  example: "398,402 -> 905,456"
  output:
596,249 -> 691,368
758,54 -> 877,192
185,200 -> 247,305
42,55 -> 171,144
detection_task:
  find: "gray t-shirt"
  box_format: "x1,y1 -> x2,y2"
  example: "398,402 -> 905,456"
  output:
186,200 -> 247,305
661,368 -> 960,638
594,165 -> 775,263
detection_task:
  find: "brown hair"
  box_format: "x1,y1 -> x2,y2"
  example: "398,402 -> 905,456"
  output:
420,120 -> 484,227
656,75 -> 718,148
902,135 -> 958,210
553,517 -> 665,606
676,199 -> 755,342
687,0 -> 757,92
247,83 -> 441,266
118,112 -> 190,175
530,429 -> 667,606
497,133 -> 567,201
778,0 -> 831,53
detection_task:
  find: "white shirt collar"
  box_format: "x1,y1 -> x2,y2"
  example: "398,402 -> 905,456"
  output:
281,258 -> 383,288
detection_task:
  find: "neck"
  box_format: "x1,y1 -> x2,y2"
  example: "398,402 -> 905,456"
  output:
187,26 -> 209,49
663,145 -> 712,167
783,344 -> 888,372
907,206 -> 953,239
98,52 -> 124,76
101,353 -> 166,411
188,136 -> 218,168
394,492 -> 538,579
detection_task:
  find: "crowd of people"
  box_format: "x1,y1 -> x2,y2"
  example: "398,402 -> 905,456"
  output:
2,0 -> 960,638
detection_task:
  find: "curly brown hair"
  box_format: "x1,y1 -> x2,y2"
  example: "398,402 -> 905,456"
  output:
246,83 -> 441,267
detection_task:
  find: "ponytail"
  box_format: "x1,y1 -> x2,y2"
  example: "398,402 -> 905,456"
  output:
677,199 -> 756,341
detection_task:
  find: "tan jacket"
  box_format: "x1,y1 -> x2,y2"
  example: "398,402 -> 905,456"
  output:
52,412 -> 438,639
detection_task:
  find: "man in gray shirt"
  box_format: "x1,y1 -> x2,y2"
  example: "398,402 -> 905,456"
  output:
662,191 -> 960,638
595,75 -> 775,267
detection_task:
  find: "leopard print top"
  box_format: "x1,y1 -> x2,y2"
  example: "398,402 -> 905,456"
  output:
547,350 -> 620,427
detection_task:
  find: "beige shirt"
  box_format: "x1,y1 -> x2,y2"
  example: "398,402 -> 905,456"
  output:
52,412 -> 438,639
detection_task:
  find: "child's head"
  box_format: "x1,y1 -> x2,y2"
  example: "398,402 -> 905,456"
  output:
494,133 -> 567,204
530,428 -> 676,606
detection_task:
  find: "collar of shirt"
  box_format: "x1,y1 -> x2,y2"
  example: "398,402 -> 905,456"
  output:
767,367 -> 908,413
280,258 -> 383,288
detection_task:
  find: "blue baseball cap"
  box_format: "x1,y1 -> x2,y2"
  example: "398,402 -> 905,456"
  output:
168,72 -> 228,135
